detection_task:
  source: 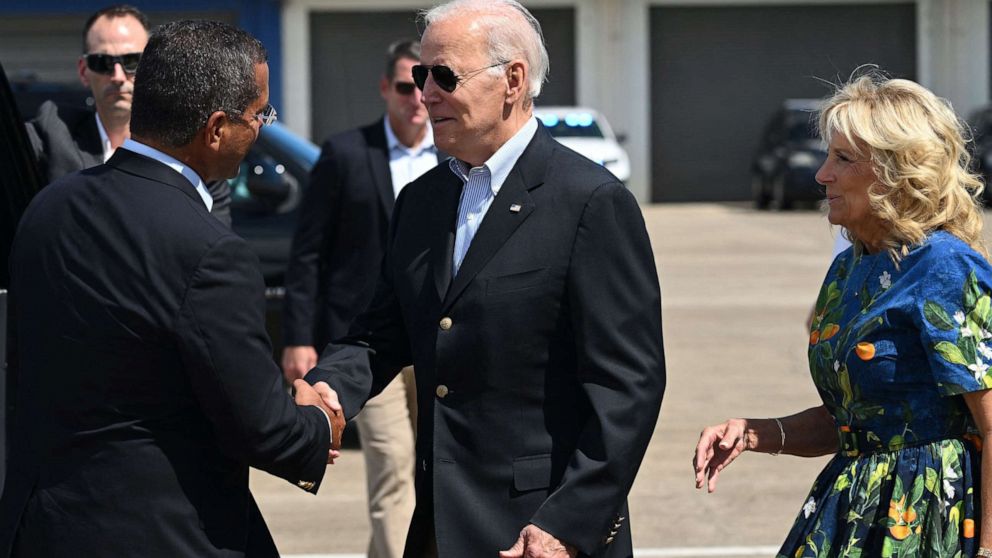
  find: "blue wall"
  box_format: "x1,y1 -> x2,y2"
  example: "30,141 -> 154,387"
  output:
3,0 -> 284,110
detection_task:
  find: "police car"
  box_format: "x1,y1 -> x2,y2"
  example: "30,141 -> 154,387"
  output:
535,106 -> 631,183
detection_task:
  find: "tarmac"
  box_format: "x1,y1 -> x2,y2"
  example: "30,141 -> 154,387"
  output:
250,202 -> 972,557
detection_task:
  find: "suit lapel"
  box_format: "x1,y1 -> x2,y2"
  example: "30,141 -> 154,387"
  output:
73,111 -> 104,169
431,171 -> 462,301
106,148 -> 206,207
365,119 -> 395,215
440,127 -> 553,311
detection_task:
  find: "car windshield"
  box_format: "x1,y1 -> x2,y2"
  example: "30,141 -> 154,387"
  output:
537,112 -> 605,139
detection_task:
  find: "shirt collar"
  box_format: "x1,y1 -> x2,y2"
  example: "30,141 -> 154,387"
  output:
94,112 -> 113,162
448,116 -> 538,196
383,116 -> 435,154
120,138 -> 214,211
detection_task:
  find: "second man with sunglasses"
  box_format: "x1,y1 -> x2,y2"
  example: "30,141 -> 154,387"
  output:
282,39 -> 443,558
24,4 -> 233,226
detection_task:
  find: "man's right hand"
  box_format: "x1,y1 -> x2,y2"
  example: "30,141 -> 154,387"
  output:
282,345 -> 318,384
293,379 -> 345,461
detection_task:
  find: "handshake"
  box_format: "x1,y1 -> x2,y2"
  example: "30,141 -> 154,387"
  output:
293,379 -> 345,464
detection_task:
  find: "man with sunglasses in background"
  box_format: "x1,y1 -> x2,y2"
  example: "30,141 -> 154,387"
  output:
23,4 -> 233,225
282,38 -> 441,558
304,1 -> 665,557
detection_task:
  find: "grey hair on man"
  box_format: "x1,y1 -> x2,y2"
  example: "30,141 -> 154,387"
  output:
421,0 -> 549,100
131,20 -> 267,147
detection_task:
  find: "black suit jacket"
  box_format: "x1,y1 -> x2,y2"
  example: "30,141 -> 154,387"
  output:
283,118 -> 443,348
25,100 -> 232,226
309,126 -> 666,557
0,149 -> 330,557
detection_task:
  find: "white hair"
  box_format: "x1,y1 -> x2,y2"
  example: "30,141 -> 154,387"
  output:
421,0 -> 549,99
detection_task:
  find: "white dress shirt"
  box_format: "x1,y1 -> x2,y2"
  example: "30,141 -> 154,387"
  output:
383,117 -> 438,199
94,113 -> 115,163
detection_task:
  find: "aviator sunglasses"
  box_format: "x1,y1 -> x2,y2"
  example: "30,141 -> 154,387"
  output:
84,52 -> 142,75
411,61 -> 507,93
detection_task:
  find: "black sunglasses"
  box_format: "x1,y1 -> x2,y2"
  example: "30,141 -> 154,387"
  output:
394,81 -> 417,95
84,52 -> 142,75
411,61 -> 507,93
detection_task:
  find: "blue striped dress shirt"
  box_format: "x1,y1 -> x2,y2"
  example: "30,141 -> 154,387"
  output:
450,117 -> 538,276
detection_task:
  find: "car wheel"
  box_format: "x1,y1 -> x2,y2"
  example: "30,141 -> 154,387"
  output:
752,174 -> 770,210
770,174 -> 792,211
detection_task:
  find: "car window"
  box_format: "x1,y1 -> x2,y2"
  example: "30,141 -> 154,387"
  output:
229,124 -> 317,217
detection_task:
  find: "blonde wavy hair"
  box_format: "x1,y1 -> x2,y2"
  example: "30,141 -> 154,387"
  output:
818,71 -> 988,262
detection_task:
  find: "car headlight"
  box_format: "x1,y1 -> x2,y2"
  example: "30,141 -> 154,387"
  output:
788,152 -> 819,168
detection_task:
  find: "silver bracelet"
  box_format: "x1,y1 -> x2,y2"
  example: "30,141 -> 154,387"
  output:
770,418 -> 785,456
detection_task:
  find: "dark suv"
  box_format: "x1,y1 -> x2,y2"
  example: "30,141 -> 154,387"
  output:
968,105 -> 992,204
751,99 -> 826,210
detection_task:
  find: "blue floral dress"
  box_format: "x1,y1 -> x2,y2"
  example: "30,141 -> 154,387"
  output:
778,231 -> 991,558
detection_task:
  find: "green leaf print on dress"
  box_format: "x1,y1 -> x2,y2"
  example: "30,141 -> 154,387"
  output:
925,271 -> 992,393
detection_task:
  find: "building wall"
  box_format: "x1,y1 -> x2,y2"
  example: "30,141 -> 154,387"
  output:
0,0 -> 283,111
649,3 -> 917,202
2,0 -> 989,202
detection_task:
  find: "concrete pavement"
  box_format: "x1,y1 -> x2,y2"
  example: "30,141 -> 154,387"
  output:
252,203 -> 980,557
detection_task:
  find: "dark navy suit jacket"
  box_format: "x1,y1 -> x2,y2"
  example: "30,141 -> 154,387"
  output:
309,125 -> 666,557
0,148 -> 330,557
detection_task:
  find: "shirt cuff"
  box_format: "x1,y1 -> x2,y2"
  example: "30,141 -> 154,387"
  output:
313,405 -> 333,445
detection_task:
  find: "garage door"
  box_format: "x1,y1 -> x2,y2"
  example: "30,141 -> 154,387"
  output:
650,3 -> 916,202
309,8 -> 576,143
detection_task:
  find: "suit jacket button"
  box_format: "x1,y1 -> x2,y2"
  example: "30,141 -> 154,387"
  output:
439,317 -> 453,330
297,480 -> 314,491
436,385 -> 449,398
604,536 -> 615,544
